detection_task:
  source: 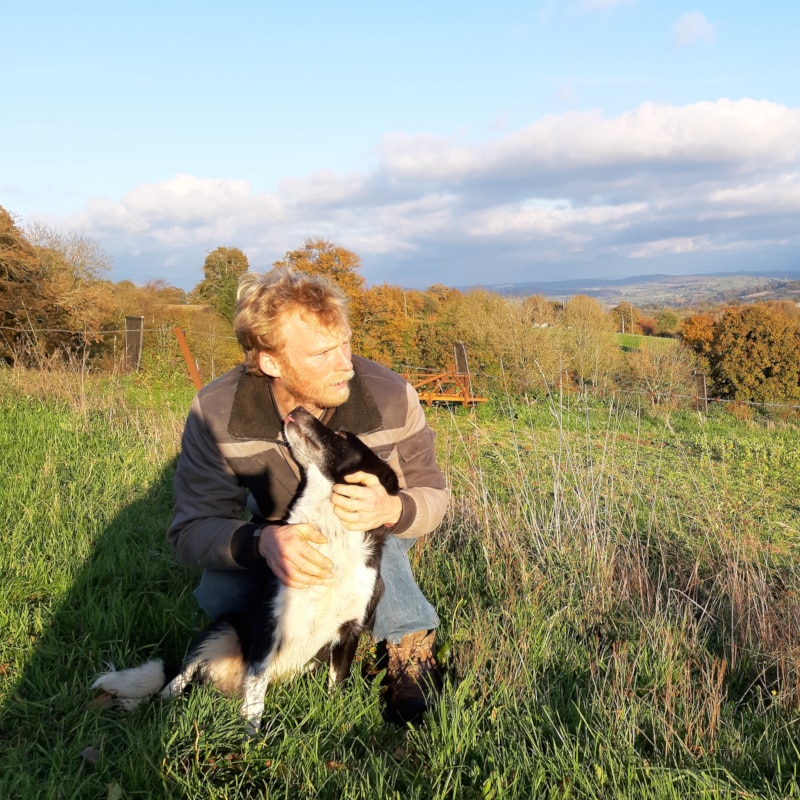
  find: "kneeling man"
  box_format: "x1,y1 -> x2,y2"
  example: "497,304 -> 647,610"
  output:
167,266 -> 449,724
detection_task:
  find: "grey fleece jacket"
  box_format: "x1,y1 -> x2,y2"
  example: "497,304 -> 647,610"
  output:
167,355 -> 449,571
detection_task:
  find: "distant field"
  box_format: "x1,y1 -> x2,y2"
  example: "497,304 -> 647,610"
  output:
2,368 -> 800,799
496,272 -> 800,308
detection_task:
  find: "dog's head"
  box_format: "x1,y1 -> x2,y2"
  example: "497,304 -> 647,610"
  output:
283,406 -> 399,495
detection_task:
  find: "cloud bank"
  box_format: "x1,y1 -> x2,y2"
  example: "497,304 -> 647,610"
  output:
59,98 -> 800,290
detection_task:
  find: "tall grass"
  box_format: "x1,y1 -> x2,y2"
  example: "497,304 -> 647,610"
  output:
1,366 -> 799,798
432,395 -> 800,781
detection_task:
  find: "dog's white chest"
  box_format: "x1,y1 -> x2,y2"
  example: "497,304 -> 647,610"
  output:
266,470 -> 380,680
267,534 -> 378,679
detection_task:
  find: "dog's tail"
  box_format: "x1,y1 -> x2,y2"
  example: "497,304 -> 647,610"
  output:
91,660 -> 168,711
92,620 -> 247,710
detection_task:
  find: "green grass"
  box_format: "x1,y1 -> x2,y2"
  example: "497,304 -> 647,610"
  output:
617,333 -> 678,352
1,367 -> 800,798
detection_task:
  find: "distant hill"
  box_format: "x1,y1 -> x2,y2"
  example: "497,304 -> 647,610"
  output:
471,270 -> 800,309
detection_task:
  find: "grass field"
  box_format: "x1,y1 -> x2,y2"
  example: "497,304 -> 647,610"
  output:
1,366 -> 799,798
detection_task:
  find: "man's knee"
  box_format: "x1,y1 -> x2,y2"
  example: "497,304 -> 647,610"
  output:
194,569 -> 263,618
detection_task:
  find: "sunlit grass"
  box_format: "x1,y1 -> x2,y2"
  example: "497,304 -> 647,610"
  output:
1,366 -> 799,798
617,333 -> 678,351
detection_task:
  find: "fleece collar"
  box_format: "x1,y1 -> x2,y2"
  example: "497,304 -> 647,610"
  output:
228,356 -> 384,441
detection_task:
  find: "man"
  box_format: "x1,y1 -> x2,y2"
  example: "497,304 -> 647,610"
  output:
167,267 -> 449,724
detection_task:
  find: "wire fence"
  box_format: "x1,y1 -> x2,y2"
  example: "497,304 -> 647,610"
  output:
3,323 -> 800,415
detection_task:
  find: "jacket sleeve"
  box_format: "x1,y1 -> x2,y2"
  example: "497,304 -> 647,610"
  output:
167,395 -> 263,570
382,382 -> 449,540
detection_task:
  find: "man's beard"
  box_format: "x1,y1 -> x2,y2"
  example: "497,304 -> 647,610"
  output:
282,364 -> 354,411
315,373 -> 353,409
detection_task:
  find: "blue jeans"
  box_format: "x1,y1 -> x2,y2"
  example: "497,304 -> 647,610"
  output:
193,536 -> 439,644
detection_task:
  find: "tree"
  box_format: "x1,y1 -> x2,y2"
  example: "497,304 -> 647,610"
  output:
638,316 -> 657,336
358,283 -> 415,366
610,302 -> 640,334
273,239 -> 366,336
0,208 -> 116,364
274,239 -> 365,305
111,279 -> 187,325
25,222 -> 111,282
418,290 -> 561,394
192,246 -> 249,323
520,294 -> 559,327
763,299 -> 800,321
679,313 -> 715,373
623,340 -> 697,406
0,207 -> 40,361
274,239 -> 367,336
27,224 -> 116,357
709,304 -> 800,403
655,308 -> 680,337
562,294 -> 619,390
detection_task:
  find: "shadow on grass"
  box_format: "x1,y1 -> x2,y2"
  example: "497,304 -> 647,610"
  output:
0,455 -> 209,799
0,450 -> 416,799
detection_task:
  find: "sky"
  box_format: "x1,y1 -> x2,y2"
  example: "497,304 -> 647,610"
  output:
3,1 -> 800,291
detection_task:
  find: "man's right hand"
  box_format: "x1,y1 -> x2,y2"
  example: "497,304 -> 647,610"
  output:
258,523 -> 333,588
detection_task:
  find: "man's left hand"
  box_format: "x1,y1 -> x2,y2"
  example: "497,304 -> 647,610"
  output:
332,471 -> 402,532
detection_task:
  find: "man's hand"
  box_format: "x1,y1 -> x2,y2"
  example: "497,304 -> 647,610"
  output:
332,471 -> 402,532
258,523 -> 332,588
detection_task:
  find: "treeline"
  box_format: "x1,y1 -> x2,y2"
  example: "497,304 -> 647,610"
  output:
2,205 -> 800,407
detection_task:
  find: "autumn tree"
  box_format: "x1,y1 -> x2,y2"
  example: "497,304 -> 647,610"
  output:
358,283 -> 416,366
709,304 -> 800,403
401,288 -> 430,319
192,246 -> 249,323
610,302 -> 640,334
275,237 -> 364,300
637,316 -> 657,336
272,238 -> 368,344
763,299 -> 800,321
520,294 -> 559,327
562,294 -> 619,390
28,224 -> 117,360
26,221 -> 111,281
422,290 -> 561,394
655,308 -> 680,337
0,207 -> 40,361
0,208 -> 116,364
112,278 -> 186,322
425,283 -> 461,307
679,312 -> 715,373
623,340 -> 697,406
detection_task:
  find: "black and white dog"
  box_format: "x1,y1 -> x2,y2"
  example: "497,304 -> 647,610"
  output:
92,406 -> 399,733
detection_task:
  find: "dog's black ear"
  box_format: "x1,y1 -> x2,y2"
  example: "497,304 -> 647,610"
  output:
379,465 -> 400,495
341,432 -> 400,495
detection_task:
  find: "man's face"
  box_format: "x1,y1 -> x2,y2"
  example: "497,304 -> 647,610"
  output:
258,311 -> 354,416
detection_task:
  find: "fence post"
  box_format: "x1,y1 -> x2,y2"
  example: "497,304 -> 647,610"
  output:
173,327 -> 204,391
123,316 -> 144,372
693,371 -> 708,413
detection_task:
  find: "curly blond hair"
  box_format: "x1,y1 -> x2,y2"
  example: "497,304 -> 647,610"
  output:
234,267 -> 349,374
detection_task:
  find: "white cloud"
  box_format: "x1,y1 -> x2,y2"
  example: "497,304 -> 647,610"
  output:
468,200 -> 646,239
673,11 -> 716,48
710,176 -> 800,212
630,236 -> 712,258
60,98 -> 800,288
375,100 -> 800,191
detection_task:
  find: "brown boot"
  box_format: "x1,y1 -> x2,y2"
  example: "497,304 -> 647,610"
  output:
382,629 -> 443,726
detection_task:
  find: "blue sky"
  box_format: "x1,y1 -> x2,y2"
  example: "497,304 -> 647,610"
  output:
3,1 -> 800,290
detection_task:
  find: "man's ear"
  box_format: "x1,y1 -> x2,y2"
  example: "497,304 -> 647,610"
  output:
257,351 -> 281,378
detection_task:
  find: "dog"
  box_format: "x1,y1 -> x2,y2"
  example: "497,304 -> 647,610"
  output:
92,405 -> 399,733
